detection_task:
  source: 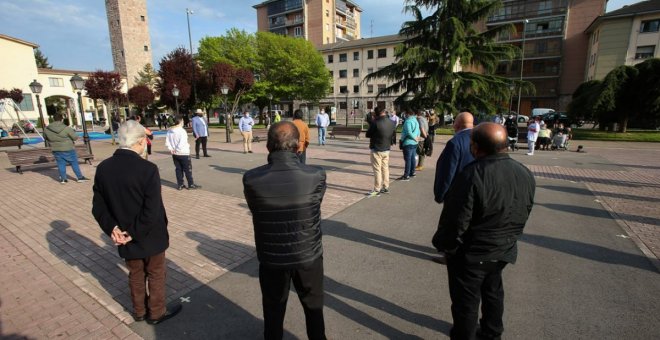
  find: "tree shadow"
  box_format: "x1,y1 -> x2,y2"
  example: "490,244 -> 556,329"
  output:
209,164 -> 247,175
538,203 -> 660,226
539,184 -> 660,203
520,233 -> 658,273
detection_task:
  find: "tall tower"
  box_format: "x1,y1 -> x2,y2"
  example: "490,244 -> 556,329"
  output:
105,0 -> 153,88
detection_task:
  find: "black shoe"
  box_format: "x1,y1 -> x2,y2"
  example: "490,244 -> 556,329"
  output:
60,179 -> 68,184
188,184 -> 201,190
133,314 -> 146,322
380,188 -> 390,194
409,174 -> 416,178
203,155 -> 211,157
76,177 -> 90,183
431,255 -> 447,265
177,185 -> 186,191
195,155 -> 200,159
146,304 -> 182,325
248,151 -> 253,153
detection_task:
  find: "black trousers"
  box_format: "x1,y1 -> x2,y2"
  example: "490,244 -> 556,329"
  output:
172,155 -> 194,187
297,149 -> 307,164
259,257 -> 326,340
446,257 -> 507,340
195,136 -> 208,156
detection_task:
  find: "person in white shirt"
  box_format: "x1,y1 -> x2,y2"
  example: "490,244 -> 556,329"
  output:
165,114 -> 200,190
315,107 -> 331,145
191,109 -> 210,159
526,116 -> 541,156
238,111 -> 255,154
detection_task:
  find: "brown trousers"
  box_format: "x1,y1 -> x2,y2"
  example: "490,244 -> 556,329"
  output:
125,251 -> 167,319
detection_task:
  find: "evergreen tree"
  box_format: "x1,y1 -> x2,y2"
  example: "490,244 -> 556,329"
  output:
34,48 -> 52,69
134,63 -> 158,90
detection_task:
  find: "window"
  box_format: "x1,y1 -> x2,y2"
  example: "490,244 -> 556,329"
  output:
353,85 -> 360,93
294,26 -> 303,37
496,63 -> 508,74
339,69 -> 347,78
339,85 -> 348,93
17,94 -> 34,111
48,77 -> 64,87
144,45 -> 149,51
640,19 -> 660,33
326,24 -> 329,31
328,55 -> 334,63
367,85 -> 374,93
326,9 -> 329,17
339,53 -> 347,62
353,69 -> 359,77
353,51 -> 359,60
367,67 -> 374,74
635,45 -> 655,59
532,62 -> 544,73
377,48 -> 387,58
536,41 -> 548,54
140,15 -> 145,21
377,84 -> 386,92
367,50 -> 374,59
367,101 -> 373,109
538,1 -> 552,15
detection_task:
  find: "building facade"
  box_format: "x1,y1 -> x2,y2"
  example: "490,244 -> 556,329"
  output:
105,0 -> 153,88
487,0 -> 607,114
585,1 -> 660,81
254,0 -> 362,48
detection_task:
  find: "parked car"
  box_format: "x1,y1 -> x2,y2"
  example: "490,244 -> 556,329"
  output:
531,108 -> 555,117
542,111 -> 583,127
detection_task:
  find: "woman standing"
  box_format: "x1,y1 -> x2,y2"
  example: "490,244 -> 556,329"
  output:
165,115 -> 200,190
398,109 -> 420,181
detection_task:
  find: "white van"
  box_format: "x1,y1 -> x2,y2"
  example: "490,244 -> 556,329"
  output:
531,108 -> 555,117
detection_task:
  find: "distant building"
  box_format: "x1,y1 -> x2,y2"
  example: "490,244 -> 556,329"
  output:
105,0 -> 153,88
254,0 -> 362,48
585,0 -> 660,81
488,0 -> 607,113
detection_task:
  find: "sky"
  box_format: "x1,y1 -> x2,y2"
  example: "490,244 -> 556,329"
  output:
0,0 -> 641,72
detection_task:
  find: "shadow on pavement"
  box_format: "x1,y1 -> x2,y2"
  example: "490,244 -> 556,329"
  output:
0,298 -> 36,340
539,203 -> 660,226
539,184 -> 660,203
209,164 -> 247,175
532,172 -> 660,189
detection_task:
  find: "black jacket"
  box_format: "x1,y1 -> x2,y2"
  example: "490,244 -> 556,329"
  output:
243,151 -> 326,269
92,149 -> 169,260
365,115 -> 396,151
433,153 -> 535,264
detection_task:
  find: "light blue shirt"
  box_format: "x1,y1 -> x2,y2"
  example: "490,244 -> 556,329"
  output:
192,116 -> 208,137
239,116 -> 254,132
401,116 -> 420,147
316,113 -> 329,128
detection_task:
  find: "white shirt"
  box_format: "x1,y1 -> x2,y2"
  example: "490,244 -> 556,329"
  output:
165,126 -> 190,155
316,113 -> 330,128
527,122 -> 540,142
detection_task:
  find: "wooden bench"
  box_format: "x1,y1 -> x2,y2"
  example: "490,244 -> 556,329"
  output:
329,126 -> 361,140
0,138 -> 24,149
6,144 -> 94,174
251,129 -> 268,143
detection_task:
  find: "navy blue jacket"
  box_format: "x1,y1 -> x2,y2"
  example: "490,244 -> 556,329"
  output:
433,128 -> 475,203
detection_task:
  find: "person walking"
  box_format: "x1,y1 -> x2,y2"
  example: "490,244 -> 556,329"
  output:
92,120 -> 182,325
165,115 -> 200,190
398,109 -> 420,181
365,106 -> 396,197
315,107 -> 330,145
432,123 -> 535,340
527,116 -> 541,155
43,113 -> 89,184
415,111 -> 429,171
239,111 -> 255,154
292,109 -> 310,164
192,109 -> 210,159
243,122 -> 327,340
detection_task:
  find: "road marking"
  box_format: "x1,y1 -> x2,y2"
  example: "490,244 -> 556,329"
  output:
616,234 -> 631,239
180,296 -> 191,303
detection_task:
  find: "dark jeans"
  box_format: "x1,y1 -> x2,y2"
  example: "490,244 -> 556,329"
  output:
195,136 -> 208,156
52,149 -> 83,181
125,252 -> 167,319
297,149 -> 307,164
402,144 -> 417,177
447,257 -> 507,340
172,155 -> 194,187
259,257 -> 326,340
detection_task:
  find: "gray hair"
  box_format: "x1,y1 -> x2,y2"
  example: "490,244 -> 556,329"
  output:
118,120 -> 146,148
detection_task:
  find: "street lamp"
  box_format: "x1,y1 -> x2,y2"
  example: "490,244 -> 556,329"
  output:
186,8 -> 198,107
508,83 -> 515,115
70,73 -> 91,154
172,84 -> 180,115
29,79 -> 48,147
516,19 -> 529,124
344,89 -> 350,126
221,84 -> 230,142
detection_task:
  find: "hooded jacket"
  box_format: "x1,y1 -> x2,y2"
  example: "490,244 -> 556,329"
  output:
44,121 -> 78,152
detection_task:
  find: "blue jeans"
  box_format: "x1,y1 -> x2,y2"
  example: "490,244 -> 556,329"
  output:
318,127 -> 327,145
402,144 -> 417,177
53,149 -> 83,181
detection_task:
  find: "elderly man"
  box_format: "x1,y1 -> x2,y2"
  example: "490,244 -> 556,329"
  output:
243,122 -> 327,340
433,112 -> 475,203
92,120 -> 181,325
192,108 -> 210,159
432,123 -> 535,340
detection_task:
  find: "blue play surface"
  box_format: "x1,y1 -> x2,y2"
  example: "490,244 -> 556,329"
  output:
22,130 -> 167,145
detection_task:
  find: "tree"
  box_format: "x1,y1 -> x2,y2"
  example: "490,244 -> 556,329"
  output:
567,80 -> 601,127
134,63 -> 159,90
85,70 -> 123,143
592,65 -> 638,132
127,85 -> 155,114
630,58 -> 660,129
198,29 -> 258,71
157,47 -> 201,111
34,49 -> 52,69
0,88 -> 24,104
365,0 -> 523,114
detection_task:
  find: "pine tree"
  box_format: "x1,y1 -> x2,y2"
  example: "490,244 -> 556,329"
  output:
134,63 -> 158,90
34,48 -> 52,69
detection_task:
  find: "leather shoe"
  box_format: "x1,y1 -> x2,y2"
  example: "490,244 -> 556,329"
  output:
133,314 -> 146,322
203,155 -> 211,157
146,304 -> 182,325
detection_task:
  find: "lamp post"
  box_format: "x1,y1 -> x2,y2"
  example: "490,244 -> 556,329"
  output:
221,84 -> 230,143
508,83 -> 515,115
70,74 -> 91,154
29,79 -> 48,147
515,19 -> 529,124
344,89 -> 350,126
172,84 -> 180,115
186,8 -> 198,107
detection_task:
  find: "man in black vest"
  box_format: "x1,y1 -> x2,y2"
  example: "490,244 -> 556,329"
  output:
243,121 -> 327,340
92,120 -> 181,325
433,123 -> 535,340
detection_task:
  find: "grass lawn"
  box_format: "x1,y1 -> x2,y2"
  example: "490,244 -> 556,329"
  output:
571,129 -> 660,142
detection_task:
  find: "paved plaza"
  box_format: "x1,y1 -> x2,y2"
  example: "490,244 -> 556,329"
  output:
0,127 -> 658,339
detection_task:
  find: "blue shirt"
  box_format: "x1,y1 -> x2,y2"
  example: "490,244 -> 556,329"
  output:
192,116 -> 208,137
400,116 -> 420,146
239,116 -> 254,132
316,113 -> 329,128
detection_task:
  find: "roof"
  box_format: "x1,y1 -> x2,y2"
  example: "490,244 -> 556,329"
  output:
0,34 -> 38,48
318,34 -> 404,52
38,68 -> 93,76
586,0 -> 660,32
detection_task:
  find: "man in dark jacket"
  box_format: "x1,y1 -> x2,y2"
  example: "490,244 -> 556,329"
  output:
365,106 -> 396,196
92,120 -> 181,325
433,111 -> 474,203
432,123 -> 535,340
243,121 -> 327,340
43,113 -> 89,184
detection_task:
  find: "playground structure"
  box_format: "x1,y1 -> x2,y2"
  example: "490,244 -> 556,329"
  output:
0,98 -> 44,141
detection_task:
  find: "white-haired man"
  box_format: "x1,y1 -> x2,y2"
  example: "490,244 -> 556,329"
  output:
92,120 -> 182,325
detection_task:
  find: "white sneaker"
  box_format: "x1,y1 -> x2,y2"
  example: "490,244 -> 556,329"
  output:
526,152 -> 534,156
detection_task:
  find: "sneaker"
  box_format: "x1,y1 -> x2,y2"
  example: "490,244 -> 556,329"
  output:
397,176 -> 410,181
188,184 -> 201,190
195,155 -> 200,159
409,174 -> 416,178
526,152 -> 534,156
177,185 -> 186,191
76,177 -> 90,183
60,179 -> 68,184
365,190 -> 381,197
380,188 -> 390,194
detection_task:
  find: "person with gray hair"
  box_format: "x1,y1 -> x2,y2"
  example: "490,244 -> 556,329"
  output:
93,120 -> 182,325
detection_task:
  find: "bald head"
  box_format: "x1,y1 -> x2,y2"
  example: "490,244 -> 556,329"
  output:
471,122 -> 508,158
454,112 -> 474,132
267,121 -> 299,153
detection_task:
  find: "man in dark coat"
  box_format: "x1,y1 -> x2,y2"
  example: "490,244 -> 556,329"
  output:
92,120 -> 181,325
243,121 -> 327,340
365,106 -> 396,196
433,123 -> 536,340
433,111 -> 475,203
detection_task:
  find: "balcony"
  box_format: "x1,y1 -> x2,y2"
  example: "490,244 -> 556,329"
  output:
270,16 -> 304,29
487,0 -> 568,24
267,0 -> 303,17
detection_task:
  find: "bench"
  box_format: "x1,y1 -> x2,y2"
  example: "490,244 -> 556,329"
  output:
0,138 -> 24,149
6,144 -> 94,174
328,126 -> 361,140
251,129 -> 268,143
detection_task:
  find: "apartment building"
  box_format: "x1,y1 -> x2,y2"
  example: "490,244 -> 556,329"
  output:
488,0 -> 606,114
585,1 -> 660,81
254,0 -> 362,48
